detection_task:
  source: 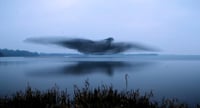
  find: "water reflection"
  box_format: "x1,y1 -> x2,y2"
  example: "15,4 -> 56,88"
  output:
27,61 -> 153,77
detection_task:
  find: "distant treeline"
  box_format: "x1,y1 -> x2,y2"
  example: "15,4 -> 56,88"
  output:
0,49 -> 39,57
0,49 -> 70,57
0,52 -> 3,57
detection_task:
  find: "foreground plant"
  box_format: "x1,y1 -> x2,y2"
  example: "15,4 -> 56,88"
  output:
0,81 -> 196,108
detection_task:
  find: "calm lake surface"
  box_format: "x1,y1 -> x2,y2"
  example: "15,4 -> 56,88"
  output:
0,55 -> 200,105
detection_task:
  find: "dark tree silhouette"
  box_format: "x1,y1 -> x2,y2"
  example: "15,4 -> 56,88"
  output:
0,52 -> 3,57
0,49 -> 39,57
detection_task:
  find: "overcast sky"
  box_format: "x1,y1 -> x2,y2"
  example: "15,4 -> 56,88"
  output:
0,0 -> 200,54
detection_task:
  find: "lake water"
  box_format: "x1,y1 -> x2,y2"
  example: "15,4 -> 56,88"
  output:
0,55 -> 200,105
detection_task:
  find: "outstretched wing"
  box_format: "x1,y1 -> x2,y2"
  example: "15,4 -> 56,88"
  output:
25,37 -> 94,52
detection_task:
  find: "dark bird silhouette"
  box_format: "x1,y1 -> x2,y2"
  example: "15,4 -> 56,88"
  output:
25,37 -> 156,54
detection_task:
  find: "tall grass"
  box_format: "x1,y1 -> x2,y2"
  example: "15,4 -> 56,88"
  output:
0,81 -> 198,108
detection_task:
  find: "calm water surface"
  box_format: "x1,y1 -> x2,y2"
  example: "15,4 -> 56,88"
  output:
0,55 -> 200,105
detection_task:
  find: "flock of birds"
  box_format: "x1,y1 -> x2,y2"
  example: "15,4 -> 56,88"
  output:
25,37 -> 157,55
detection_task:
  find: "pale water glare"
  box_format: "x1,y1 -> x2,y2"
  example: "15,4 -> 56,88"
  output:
0,55 -> 200,105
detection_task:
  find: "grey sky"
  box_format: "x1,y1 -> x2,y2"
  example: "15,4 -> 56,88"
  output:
0,0 -> 200,54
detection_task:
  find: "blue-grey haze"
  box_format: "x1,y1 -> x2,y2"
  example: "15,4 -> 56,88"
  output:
0,0 -> 200,54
